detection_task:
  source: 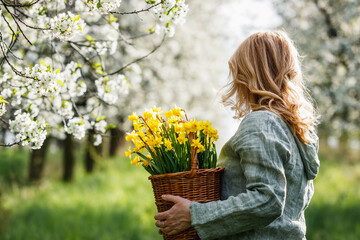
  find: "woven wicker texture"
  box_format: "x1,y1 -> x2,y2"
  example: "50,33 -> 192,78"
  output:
149,133 -> 224,240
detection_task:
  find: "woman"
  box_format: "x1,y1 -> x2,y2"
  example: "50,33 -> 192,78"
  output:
154,30 -> 320,240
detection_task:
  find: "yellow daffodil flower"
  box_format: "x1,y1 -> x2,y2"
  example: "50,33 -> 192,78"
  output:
130,155 -> 140,166
125,130 -> 137,142
172,108 -> 182,117
147,136 -> 156,148
174,122 -> 184,133
197,144 -> 205,152
128,112 -> 139,121
125,147 -> 132,157
154,136 -> 163,147
143,111 -> 153,121
198,120 -> 205,131
164,139 -> 173,151
142,159 -> 150,167
191,138 -> 205,153
152,107 -> 162,113
177,132 -> 187,144
147,118 -> 161,133
189,119 -> 198,132
164,110 -> 173,119
168,116 -> 179,124
184,122 -> 192,133
133,122 -> 142,131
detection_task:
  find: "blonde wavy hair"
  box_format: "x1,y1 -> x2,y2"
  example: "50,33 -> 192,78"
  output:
222,30 -> 318,143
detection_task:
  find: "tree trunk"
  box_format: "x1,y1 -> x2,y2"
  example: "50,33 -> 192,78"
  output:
109,127 -> 126,157
63,134 -> 75,182
85,131 -> 103,173
28,138 -> 50,182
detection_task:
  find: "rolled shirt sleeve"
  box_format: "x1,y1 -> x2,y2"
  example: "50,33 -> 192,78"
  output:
190,113 -> 292,240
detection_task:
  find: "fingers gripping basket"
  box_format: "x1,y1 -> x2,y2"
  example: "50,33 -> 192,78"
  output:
149,134 -> 224,240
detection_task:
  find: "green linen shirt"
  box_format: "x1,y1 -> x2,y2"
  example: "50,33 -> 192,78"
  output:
190,110 -> 320,240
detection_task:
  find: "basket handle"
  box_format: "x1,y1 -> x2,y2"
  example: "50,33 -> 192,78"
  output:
188,132 -> 198,178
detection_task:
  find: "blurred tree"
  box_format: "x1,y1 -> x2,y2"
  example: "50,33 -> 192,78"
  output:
63,134 -> 75,182
28,138 -> 50,182
85,130 -> 102,173
274,0 -> 360,147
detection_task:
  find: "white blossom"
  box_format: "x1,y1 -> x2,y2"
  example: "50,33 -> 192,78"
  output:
93,134 -> 102,146
50,12 -> 85,41
83,0 -> 122,13
95,75 -> 129,104
0,73 -> 10,84
152,0 -> 189,37
0,103 -> 6,117
95,119 -> 107,133
64,117 -> 90,140
60,61 -> 86,98
58,101 -> 75,119
25,63 -> 63,97
9,112 -> 47,149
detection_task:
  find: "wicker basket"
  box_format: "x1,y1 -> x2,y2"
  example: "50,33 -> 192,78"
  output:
149,134 -> 224,240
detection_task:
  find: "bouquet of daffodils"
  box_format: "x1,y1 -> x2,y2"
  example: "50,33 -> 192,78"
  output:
125,107 -> 219,175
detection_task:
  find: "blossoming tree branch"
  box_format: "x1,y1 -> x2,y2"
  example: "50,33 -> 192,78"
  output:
0,0 -> 188,149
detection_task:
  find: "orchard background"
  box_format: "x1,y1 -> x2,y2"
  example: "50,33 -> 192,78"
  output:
0,0 -> 359,239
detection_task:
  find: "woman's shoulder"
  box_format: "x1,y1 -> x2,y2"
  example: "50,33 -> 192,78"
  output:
232,110 -> 293,147
240,110 -> 289,131
229,110 -> 294,158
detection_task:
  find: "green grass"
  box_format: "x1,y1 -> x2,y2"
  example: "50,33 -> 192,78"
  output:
305,158 -> 360,240
0,148 -> 161,240
0,146 -> 359,240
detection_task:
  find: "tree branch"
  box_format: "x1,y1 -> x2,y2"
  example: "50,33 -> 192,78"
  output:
0,141 -> 21,147
110,1 -> 162,15
312,0 -> 338,38
0,0 -> 40,7
0,34 -> 37,80
109,34 -> 166,75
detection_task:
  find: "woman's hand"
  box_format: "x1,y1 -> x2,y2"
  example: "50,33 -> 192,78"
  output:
154,195 -> 192,235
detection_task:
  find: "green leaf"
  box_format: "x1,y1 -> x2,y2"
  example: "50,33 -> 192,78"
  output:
95,68 -> 103,75
107,14 -> 118,23
57,80 -> 64,86
147,25 -> 155,33
97,1 -> 102,8
40,59 -> 46,67
39,7 -> 47,15
72,15 -> 81,22
86,35 -> 95,43
93,62 -> 102,68
105,84 -> 110,93
55,68 -> 61,74
0,96 -> 9,104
